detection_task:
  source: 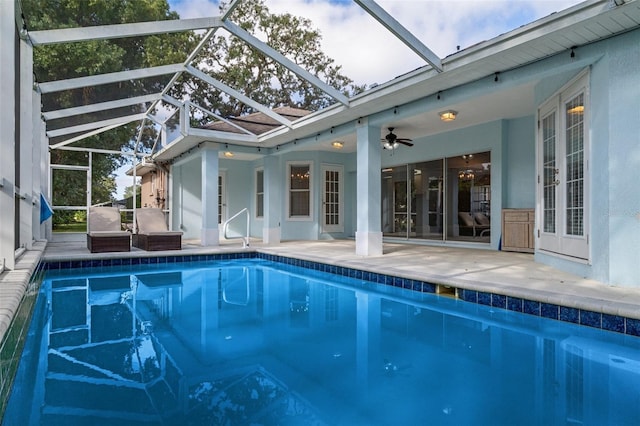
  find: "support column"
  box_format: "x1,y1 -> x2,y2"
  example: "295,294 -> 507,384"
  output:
33,92 -> 47,241
0,1 -> 16,270
355,119 -> 383,256
20,38 -> 34,249
263,154 -> 281,245
201,145 -> 219,246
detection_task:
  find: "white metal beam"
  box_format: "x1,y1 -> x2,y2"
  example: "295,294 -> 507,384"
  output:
37,64 -> 184,94
54,146 -> 140,157
46,113 -> 146,138
28,17 -> 223,46
144,27 -> 219,123
354,0 -> 442,72
222,20 -> 350,106
42,93 -> 162,120
49,123 -> 124,149
185,64 -> 293,128
186,127 -> 259,143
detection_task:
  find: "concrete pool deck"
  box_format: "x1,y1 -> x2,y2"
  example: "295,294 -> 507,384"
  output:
2,237 -> 640,344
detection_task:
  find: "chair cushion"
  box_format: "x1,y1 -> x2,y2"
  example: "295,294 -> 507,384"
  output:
474,212 -> 490,226
136,208 -> 171,233
88,207 -> 122,232
458,212 -> 475,227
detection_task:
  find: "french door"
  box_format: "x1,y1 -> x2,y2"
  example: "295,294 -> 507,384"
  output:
537,73 -> 589,260
321,164 -> 343,233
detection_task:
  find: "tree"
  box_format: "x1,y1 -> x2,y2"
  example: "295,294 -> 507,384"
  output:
123,184 -> 141,210
23,0 -> 362,208
22,0 -> 196,206
123,184 -> 141,199
180,0 -> 365,122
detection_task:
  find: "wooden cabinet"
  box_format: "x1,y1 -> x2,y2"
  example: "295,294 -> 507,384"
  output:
502,209 -> 534,253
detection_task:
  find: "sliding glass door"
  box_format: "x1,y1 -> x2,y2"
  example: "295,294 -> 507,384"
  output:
382,152 -> 490,243
446,152 -> 491,242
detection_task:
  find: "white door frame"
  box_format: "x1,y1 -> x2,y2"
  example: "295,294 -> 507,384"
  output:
321,163 -> 344,233
536,70 -> 590,261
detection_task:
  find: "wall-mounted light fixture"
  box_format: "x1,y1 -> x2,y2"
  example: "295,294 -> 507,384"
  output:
224,151 -> 234,158
439,110 -> 457,122
331,141 -> 344,149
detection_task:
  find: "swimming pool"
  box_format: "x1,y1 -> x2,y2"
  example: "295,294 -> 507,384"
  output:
3,256 -> 640,425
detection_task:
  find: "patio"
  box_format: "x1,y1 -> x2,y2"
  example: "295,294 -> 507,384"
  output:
3,239 -> 640,346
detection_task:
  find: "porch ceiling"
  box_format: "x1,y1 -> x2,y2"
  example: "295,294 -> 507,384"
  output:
23,0 -> 640,162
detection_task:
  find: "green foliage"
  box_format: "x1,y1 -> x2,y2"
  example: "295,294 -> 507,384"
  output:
22,0 -> 196,205
123,184 -> 141,199
182,0 -> 366,122
22,0 -> 363,208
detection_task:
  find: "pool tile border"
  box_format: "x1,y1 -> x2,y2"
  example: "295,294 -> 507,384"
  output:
40,251 -> 640,338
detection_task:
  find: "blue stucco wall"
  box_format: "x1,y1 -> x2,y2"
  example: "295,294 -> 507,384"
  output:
172,157 -> 202,240
169,27 -> 639,287
504,116 -> 535,208
219,158 -> 253,237
535,28 -> 640,287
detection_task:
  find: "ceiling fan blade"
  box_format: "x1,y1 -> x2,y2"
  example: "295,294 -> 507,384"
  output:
398,140 -> 414,147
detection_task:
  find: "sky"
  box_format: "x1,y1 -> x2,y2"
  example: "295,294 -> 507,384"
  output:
117,0 -> 586,197
168,0 -> 586,86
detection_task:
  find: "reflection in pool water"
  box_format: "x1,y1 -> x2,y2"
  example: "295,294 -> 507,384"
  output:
4,259 -> 640,425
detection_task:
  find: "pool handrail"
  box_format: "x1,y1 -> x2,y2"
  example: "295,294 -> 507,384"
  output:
223,208 -> 250,248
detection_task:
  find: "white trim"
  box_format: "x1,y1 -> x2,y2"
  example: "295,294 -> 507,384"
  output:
286,161 -> 313,221
321,163 -> 344,233
255,167 -> 264,219
536,69 -> 590,262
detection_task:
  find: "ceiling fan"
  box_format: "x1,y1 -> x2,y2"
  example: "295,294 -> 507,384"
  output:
382,127 -> 413,150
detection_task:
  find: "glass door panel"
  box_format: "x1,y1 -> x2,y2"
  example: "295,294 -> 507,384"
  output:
382,165 -> 409,238
383,154 -> 490,243
446,152 -> 491,242
412,160 -> 443,240
322,164 -> 344,233
538,77 -> 589,260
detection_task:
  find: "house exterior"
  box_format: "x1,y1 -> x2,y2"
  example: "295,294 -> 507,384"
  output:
128,160 -> 169,210
1,0 -> 639,287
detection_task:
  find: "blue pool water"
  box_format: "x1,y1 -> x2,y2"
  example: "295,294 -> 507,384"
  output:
4,257 -> 640,425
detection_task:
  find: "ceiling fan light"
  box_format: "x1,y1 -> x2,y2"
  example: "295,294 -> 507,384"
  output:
439,110 -> 457,122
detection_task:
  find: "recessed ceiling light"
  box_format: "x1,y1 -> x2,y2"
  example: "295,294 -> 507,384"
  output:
439,110 -> 457,121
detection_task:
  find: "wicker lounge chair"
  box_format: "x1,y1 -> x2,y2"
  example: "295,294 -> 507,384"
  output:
87,207 -> 131,253
132,208 -> 182,251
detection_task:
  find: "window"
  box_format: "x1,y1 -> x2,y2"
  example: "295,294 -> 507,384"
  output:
288,162 -> 312,219
256,168 -> 264,218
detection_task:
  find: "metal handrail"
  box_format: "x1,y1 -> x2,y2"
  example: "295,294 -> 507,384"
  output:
223,208 -> 250,248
